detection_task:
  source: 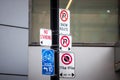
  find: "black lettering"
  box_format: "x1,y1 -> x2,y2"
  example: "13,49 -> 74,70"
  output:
60,66 -> 66,69
60,23 -> 68,27
59,27 -> 68,31
63,39 -> 67,45
68,66 -> 75,70
62,13 -> 66,18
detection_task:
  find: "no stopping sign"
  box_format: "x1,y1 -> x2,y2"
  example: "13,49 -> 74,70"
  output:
59,52 -> 75,78
61,53 -> 72,65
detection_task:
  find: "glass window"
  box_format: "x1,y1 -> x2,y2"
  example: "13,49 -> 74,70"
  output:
29,0 -> 118,45
29,0 -> 50,44
60,0 -> 118,43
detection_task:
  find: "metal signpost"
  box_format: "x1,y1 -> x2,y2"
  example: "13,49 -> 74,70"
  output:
50,0 -> 74,79
40,0 -> 74,80
50,0 -> 59,80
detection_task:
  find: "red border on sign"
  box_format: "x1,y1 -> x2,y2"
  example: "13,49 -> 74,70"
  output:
60,36 -> 70,47
60,10 -> 68,22
61,53 -> 72,65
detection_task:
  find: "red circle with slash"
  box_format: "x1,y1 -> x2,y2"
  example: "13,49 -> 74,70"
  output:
61,53 -> 72,65
60,10 -> 68,22
60,36 -> 70,47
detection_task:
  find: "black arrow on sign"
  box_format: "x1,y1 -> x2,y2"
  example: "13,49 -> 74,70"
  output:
72,73 -> 74,77
60,73 -> 63,76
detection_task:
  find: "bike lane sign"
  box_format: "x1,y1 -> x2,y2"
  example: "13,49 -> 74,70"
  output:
42,49 -> 54,75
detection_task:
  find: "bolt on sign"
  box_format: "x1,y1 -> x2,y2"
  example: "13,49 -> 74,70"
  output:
59,34 -> 72,51
59,9 -> 70,35
59,52 -> 75,78
40,28 -> 52,46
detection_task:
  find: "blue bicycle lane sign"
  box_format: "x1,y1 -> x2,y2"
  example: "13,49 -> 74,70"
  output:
42,49 -> 54,75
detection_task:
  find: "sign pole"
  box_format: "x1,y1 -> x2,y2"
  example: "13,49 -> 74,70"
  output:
50,0 -> 59,80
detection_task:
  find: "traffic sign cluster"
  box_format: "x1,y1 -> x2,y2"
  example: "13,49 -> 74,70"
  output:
40,8 -> 75,78
59,9 -> 75,78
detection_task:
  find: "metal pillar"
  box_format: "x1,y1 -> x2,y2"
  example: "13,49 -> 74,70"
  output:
50,0 -> 59,80
118,0 -> 120,40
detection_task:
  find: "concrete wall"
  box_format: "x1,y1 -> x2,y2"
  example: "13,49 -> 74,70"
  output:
0,0 -> 28,27
0,26 -> 28,74
29,46 -> 120,80
0,0 -> 29,80
0,75 -> 27,80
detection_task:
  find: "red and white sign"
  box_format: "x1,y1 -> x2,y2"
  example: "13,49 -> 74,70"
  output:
60,10 -> 68,22
59,9 -> 70,35
59,52 -> 75,78
40,28 -> 52,46
59,35 -> 72,51
61,53 -> 72,65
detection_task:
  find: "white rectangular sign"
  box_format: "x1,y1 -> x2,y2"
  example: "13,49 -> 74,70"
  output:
59,9 -> 70,35
59,52 -> 75,78
59,34 -> 72,51
40,28 -> 52,46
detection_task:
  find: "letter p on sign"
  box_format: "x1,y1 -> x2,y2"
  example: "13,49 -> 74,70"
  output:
59,35 -> 72,51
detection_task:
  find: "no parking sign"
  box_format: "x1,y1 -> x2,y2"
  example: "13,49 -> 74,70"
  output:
59,9 -> 70,35
59,35 -> 72,51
